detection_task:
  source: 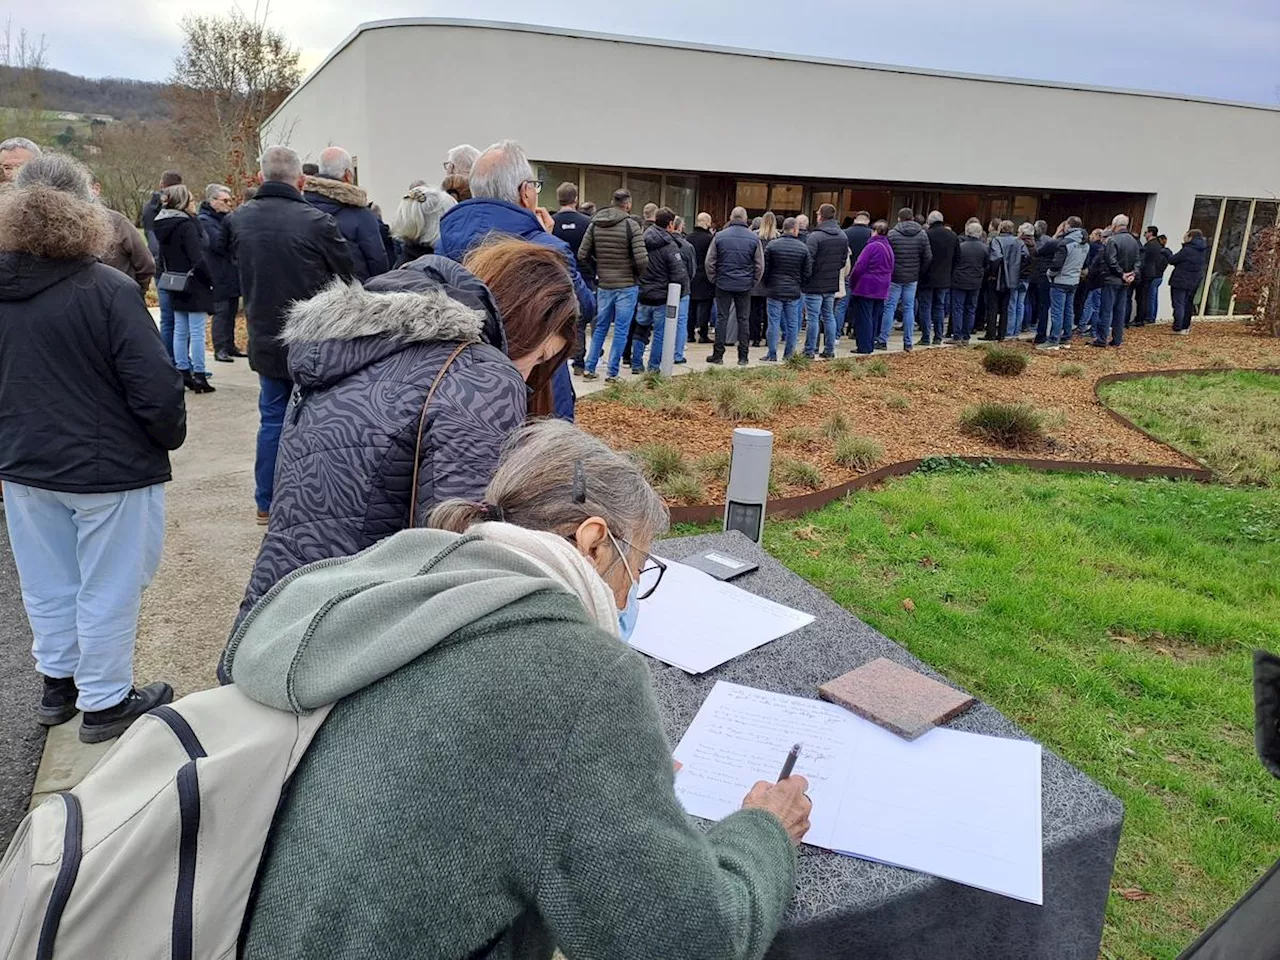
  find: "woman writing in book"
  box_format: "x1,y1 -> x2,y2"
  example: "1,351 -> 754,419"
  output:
225,420 -> 812,960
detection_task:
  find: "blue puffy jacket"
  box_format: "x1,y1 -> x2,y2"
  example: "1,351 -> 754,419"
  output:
302,176 -> 390,282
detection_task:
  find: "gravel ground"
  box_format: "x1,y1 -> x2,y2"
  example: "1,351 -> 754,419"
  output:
0,517 -> 44,846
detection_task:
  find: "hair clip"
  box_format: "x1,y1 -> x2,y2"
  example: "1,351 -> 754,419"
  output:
572,461 -> 587,504
481,502 -> 505,522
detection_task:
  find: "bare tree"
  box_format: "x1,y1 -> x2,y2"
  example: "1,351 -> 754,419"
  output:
0,17 -> 50,142
167,4 -> 301,189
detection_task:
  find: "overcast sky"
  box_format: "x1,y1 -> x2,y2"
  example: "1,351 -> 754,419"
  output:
17,0 -> 1280,106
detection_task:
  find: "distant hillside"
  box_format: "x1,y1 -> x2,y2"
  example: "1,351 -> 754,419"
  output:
0,65 -> 168,121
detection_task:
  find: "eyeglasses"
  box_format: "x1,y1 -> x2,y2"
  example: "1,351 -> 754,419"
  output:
566,533 -> 666,600
522,179 -> 545,193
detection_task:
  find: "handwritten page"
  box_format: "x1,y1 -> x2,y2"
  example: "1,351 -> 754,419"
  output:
673,681 -> 1044,904
628,559 -> 815,673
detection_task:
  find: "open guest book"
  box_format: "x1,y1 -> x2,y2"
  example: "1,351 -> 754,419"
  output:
673,681 -> 1045,904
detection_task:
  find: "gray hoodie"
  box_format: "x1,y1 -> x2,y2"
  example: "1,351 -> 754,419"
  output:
1049,227 -> 1089,287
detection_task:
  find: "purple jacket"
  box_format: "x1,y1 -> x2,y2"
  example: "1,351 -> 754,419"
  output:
234,256 -> 526,627
849,234 -> 895,300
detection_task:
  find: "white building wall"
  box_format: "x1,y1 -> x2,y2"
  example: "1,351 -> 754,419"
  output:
265,20 -> 1280,315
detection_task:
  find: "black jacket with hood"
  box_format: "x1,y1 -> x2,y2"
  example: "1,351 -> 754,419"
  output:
763,235 -> 812,300
887,220 -> 932,284
639,226 -> 690,305
152,208 -> 216,314
924,224 -> 959,289
687,226 -> 715,299
0,188 -> 185,493
1168,236 -> 1209,291
803,220 -> 850,295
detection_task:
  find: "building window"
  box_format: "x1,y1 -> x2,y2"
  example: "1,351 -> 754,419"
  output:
1012,195 -> 1039,225
736,181 -> 768,216
583,169 -> 623,209
1234,201 -> 1279,315
535,163 -> 581,210
664,175 -> 698,225
627,171 -> 663,215
1205,199 -> 1251,316
769,183 -> 804,216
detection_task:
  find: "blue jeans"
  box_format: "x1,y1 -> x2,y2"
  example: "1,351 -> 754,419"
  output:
675,295 -> 689,362
1048,285 -> 1076,344
1097,285 -> 1129,346
586,285 -> 639,378
918,288 -> 949,343
157,288 -> 176,363
1007,281 -> 1029,337
3,481 -> 165,711
951,288 -> 979,339
1031,278 -> 1051,340
632,303 -> 666,372
256,375 -> 292,514
173,310 -> 207,374
1080,289 -> 1101,332
835,295 -> 850,334
1147,277 -> 1163,322
766,298 -> 802,359
1171,287 -> 1196,331
802,293 -> 837,357
879,281 -> 918,348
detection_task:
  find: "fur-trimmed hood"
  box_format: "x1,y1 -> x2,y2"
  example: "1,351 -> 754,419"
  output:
0,184 -> 112,262
303,175 -> 369,210
282,254 -> 508,390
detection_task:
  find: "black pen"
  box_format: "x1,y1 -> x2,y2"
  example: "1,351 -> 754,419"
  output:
778,743 -> 802,781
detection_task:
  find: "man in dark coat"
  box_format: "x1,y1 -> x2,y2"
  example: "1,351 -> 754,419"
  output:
1167,229 -> 1208,333
198,183 -> 244,363
573,188 -> 646,381
919,212 -> 958,346
303,146 -> 389,281
802,203 -> 850,358
142,169 -> 183,362
550,181 -> 593,372
881,208 -> 932,350
687,212 -> 716,343
631,207 -> 690,373
671,218 -> 696,363
1028,221 -> 1054,343
1136,224 -> 1170,326
949,221 -> 989,343
762,217 -> 812,360
218,145 -> 354,523
1094,215 -> 1141,348
705,206 -> 763,366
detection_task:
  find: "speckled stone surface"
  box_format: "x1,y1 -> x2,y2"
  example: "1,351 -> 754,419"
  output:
818,657 -> 976,740
650,531 -> 1124,960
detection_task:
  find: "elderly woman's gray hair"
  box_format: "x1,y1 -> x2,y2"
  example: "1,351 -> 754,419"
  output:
999,220 -> 1016,235
205,183 -> 231,203
0,136 -> 41,158
444,144 -> 480,178
964,220 -> 985,239
0,152 -> 111,259
429,419 -> 670,544
468,140 -> 533,204
1017,221 -> 1035,238
390,185 -> 456,246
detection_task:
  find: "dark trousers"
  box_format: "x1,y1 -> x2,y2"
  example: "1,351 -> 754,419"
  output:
1030,278 -> 1051,341
1073,283 -> 1089,331
1097,284 -> 1129,346
572,312 -> 588,368
690,298 -> 713,341
1135,278 -> 1155,323
985,288 -> 1012,340
211,296 -> 238,354
1171,287 -> 1196,331
951,288 -> 979,339
850,295 -> 881,354
749,296 -> 767,344
712,289 -> 751,362
980,278 -> 999,337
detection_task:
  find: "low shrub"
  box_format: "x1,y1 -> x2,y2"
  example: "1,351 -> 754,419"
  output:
982,347 -> 1028,377
761,382 -> 808,412
631,443 -> 693,484
805,380 -> 835,398
661,473 -> 707,505
886,394 -> 910,410
777,458 -> 824,490
959,402 -> 1046,449
828,357 -> 858,374
656,398 -> 697,419
638,370 -> 666,390
833,435 -> 884,471
781,426 -> 819,446
697,450 -> 732,483
822,411 -> 851,440
1057,363 -> 1085,378
713,381 -> 767,421
865,358 -> 890,377
785,353 -> 812,370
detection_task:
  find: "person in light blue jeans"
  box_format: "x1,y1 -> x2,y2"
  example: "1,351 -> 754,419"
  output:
879,281 -> 918,349
4,483 -> 166,713
674,294 -> 690,363
765,297 -> 802,360
631,302 -> 666,372
1007,279 -> 1029,337
174,310 -> 207,375
157,288 -> 176,363
584,285 -> 639,380
803,292 -> 837,358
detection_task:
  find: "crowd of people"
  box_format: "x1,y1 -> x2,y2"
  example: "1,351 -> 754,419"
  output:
0,134 -> 815,958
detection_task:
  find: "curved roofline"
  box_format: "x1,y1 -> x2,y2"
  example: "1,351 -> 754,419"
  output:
265,16 -> 1280,129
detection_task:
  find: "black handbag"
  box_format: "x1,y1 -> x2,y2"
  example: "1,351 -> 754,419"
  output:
157,271 -> 191,293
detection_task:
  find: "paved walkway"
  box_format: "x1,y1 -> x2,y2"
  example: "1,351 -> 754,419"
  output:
0,522 -> 43,846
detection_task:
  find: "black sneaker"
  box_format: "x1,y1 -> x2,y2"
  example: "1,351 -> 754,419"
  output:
37,675 -> 79,727
874,343 -> 888,351
214,350 -> 234,363
707,356 -> 724,365
79,682 -> 174,744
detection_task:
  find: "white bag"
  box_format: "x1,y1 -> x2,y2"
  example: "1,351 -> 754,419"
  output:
0,685 -> 330,960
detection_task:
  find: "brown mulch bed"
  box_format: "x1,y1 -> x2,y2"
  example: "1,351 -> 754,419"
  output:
576,323 -> 1280,503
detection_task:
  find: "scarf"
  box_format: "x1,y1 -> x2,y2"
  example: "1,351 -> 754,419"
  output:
471,522 -> 620,639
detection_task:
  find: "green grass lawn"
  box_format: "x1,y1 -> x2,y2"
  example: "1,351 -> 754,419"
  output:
746,465 -> 1280,959
1100,371 -> 1280,486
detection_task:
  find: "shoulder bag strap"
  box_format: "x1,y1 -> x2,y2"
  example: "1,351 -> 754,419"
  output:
408,341 -> 471,528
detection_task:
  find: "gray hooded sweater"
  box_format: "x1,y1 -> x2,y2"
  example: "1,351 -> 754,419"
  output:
229,529 -> 797,960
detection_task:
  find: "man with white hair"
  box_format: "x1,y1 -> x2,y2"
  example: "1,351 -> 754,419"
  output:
705,206 -> 764,366
302,145 -> 388,280
443,144 -> 479,178
0,136 -> 41,182
435,139 -> 593,413
1092,214 -> 1140,348
198,183 -> 244,362
218,145 -> 354,522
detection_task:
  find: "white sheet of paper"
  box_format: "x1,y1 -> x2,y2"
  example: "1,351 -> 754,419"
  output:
673,681 -> 1044,904
626,559 -> 815,673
